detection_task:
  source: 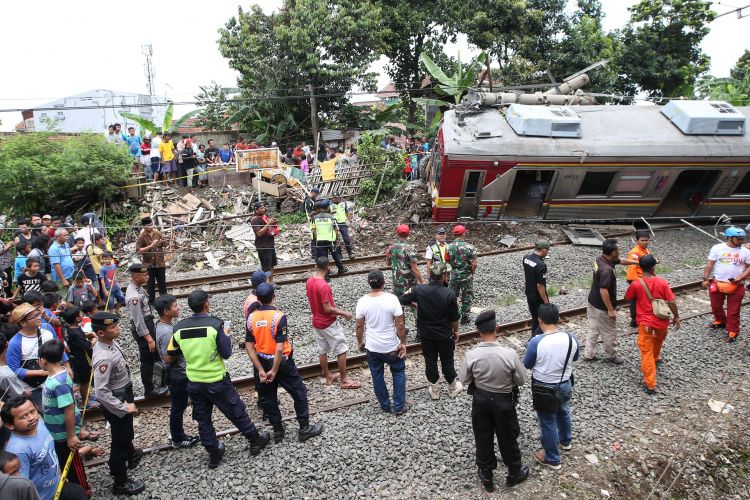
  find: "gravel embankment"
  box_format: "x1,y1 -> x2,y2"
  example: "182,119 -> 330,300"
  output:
114,227 -> 717,396
85,304 -> 750,499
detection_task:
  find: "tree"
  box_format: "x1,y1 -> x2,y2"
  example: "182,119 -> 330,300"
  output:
619,0 -> 715,97
731,49 -> 750,81
218,1 -> 382,146
120,101 -> 199,136
194,82 -> 231,131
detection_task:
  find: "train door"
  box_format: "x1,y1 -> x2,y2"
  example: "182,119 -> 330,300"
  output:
457,170 -> 485,218
654,170 -> 721,216
504,170 -> 555,218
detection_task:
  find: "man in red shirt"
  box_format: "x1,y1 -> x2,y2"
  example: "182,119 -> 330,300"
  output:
305,257 -> 361,389
624,255 -> 681,394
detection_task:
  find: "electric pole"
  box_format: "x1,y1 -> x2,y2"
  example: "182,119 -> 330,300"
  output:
143,44 -> 155,96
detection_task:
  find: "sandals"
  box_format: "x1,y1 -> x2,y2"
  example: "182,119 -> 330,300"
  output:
340,380 -> 362,390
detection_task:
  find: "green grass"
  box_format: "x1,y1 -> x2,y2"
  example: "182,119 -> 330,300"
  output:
547,284 -> 560,297
685,257 -> 705,268
496,294 -> 517,307
656,263 -> 673,274
275,211 -> 307,225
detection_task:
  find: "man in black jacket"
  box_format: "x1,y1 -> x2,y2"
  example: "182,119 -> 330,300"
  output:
399,262 -> 463,400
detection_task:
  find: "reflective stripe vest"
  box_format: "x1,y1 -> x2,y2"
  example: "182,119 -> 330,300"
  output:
332,201 -> 348,224
313,213 -> 337,242
430,242 -> 447,262
171,316 -> 226,383
249,309 -> 291,356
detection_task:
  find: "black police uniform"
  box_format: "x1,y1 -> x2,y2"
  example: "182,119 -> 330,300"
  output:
523,252 -> 547,337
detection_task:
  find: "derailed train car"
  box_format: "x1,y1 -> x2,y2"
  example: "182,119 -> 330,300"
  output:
428,100 -> 750,222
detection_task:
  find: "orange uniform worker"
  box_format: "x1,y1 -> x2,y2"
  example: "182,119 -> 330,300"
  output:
625,231 -> 652,328
624,255 -> 680,394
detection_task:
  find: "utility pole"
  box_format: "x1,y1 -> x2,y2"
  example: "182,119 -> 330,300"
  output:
142,44 -> 155,96
309,83 -> 319,153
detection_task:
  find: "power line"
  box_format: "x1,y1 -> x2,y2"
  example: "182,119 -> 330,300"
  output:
714,3 -> 750,18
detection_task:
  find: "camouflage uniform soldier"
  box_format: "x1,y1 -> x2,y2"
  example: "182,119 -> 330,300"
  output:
386,224 -> 424,295
446,225 -> 477,324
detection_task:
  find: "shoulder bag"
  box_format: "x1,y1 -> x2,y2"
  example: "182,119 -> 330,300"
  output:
639,278 -> 672,320
531,332 -> 573,413
20,331 -> 47,388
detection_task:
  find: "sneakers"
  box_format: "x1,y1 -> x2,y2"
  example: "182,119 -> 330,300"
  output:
127,449 -> 143,469
298,422 -> 324,442
207,442 -> 226,469
478,468 -> 494,492
642,383 -> 657,395
533,450 -> 561,470
144,386 -> 169,398
273,425 -> 285,444
248,431 -> 271,456
447,380 -> 463,398
393,400 -> 412,416
337,266 -> 349,275
172,436 -> 199,449
560,442 -> 572,451
428,384 -> 441,400
727,331 -> 739,343
709,321 -> 726,330
506,465 -> 530,487
112,478 -> 145,495
603,356 -> 624,365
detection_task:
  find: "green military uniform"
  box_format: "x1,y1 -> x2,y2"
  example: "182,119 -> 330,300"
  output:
387,240 -> 419,296
446,237 -> 476,320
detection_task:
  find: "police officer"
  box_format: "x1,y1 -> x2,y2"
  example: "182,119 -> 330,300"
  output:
446,225 -> 477,324
312,200 -> 348,275
304,187 -> 320,260
91,311 -> 145,495
245,283 -> 324,443
125,263 -> 167,398
166,289 -> 270,469
330,192 -> 353,259
399,262 -> 462,399
425,227 -> 448,265
523,241 -> 550,337
459,310 -> 529,492
387,224 -> 424,296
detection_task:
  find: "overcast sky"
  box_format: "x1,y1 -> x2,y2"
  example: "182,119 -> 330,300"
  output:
0,0 -> 747,131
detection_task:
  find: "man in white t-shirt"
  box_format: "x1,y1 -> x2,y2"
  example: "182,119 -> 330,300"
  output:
703,227 -> 750,342
355,269 -> 408,415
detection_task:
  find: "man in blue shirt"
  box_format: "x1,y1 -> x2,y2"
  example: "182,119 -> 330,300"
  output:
523,303 -> 579,470
48,229 -> 75,290
124,127 -> 142,160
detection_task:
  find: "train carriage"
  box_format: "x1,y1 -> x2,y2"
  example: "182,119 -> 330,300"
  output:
428,101 -> 750,222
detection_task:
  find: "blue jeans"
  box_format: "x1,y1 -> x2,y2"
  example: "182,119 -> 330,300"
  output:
168,377 -> 190,442
366,350 -> 406,412
534,379 -> 573,464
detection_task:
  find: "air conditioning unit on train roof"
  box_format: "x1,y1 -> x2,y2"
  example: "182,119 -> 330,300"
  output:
661,100 -> 746,136
505,104 -> 582,138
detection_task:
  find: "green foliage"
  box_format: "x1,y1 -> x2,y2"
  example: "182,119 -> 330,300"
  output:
194,82 -> 231,131
417,51 -> 487,105
619,0 -> 714,97
496,294 -> 517,307
0,134 -> 132,214
275,211 -> 307,225
120,102 -> 200,135
731,50 -> 750,81
356,133 -> 405,206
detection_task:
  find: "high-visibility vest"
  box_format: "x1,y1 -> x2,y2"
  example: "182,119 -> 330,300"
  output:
332,202 -> 348,224
314,214 -> 337,242
171,316 -> 226,383
430,242 -> 447,262
249,309 -> 291,356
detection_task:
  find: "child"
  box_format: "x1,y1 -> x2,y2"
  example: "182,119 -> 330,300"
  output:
0,450 -> 20,476
60,307 -> 96,410
0,335 -> 28,405
39,339 -> 91,495
72,237 -> 99,298
12,257 -> 47,299
65,275 -> 97,308
99,252 -> 126,314
80,300 -> 98,335
42,293 -> 65,343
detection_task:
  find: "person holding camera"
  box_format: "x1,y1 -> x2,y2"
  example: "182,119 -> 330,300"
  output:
459,310 -> 528,493
523,303 -> 579,471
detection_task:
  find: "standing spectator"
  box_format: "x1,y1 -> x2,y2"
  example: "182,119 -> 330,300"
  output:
625,255 -> 681,394
702,227 -> 750,343
181,139 -> 197,188
48,229 -> 75,294
99,252 -> 126,314
105,124 -> 120,144
0,335 -> 28,405
135,217 -> 167,304
523,241 -> 551,337
250,202 -> 278,283
13,258 -> 47,298
59,307 -> 94,410
459,310 -> 529,492
140,136 -> 153,180
150,132 -> 163,181
236,137 -> 248,150
64,275 -> 96,308
124,127 -> 142,163
305,258 -> 361,388
195,144 -> 208,187
523,303 -> 579,470
219,143 -> 234,164
317,145 -> 328,163
399,262 -> 462,399
625,231 -> 652,328
29,236 -> 48,276
355,270 -> 408,415
204,140 -> 220,165
175,135 -> 188,186
421,136 -> 430,154
154,295 -> 199,449
0,453 -> 40,499
14,241 -> 32,278
158,133 -> 177,184
583,239 -> 636,363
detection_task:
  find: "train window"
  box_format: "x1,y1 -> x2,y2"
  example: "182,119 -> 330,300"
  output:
734,172 -> 750,195
578,171 -> 616,196
464,172 -> 481,197
613,171 -> 653,194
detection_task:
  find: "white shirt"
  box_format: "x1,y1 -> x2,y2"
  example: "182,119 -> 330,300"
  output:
355,292 -> 403,353
708,242 -> 750,282
75,226 -> 100,250
151,136 -> 162,159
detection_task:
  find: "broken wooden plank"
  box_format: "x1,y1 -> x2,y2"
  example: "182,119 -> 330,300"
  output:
204,251 -> 220,270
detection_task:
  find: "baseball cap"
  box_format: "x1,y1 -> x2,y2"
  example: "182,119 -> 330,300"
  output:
535,240 -> 551,250
397,224 -> 410,236
452,225 -> 466,235
311,187 -> 320,194
251,270 -> 270,287
256,282 -> 275,301
129,263 -> 148,273
436,227 -> 446,234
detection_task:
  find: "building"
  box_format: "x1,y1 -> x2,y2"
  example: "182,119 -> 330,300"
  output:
23,89 -> 168,133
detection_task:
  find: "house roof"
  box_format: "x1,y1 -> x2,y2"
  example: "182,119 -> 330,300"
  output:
377,83 -> 399,99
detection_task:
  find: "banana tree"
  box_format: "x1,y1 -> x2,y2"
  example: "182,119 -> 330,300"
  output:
120,101 -> 201,135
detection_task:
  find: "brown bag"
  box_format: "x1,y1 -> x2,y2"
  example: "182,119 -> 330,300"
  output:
639,278 -> 672,320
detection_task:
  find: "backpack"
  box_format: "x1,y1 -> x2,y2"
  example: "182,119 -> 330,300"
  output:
639,278 -> 672,320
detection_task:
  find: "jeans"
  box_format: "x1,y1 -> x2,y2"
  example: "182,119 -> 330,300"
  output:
421,337 -> 457,384
534,379 -> 573,464
471,388 -> 523,474
366,349 -> 406,412
188,375 -> 258,449
168,377 -> 190,442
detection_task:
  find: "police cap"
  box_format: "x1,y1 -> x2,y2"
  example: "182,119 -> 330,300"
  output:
91,311 -> 120,331
474,309 -> 497,332
436,227 -> 446,234
310,187 -> 320,194
129,263 -> 148,274
256,282 -> 275,302
251,270 -> 270,287
332,192 -> 341,197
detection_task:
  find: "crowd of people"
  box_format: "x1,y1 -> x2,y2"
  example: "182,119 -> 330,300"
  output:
380,135 -> 430,180
0,202 -> 748,497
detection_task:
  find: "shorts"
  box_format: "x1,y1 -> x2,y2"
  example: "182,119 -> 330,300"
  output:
140,156 -> 150,167
257,247 -> 277,271
70,357 -> 92,385
161,159 -> 177,173
313,319 -> 349,356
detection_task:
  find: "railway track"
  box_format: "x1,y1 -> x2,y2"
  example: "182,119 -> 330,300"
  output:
83,278 -> 731,469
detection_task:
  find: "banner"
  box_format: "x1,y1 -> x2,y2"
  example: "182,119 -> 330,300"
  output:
236,148 -> 280,171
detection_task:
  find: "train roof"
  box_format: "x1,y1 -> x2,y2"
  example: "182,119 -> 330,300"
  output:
441,105 -> 750,159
